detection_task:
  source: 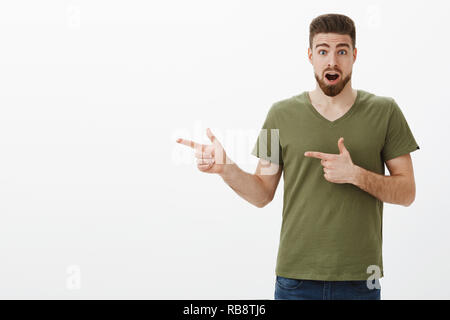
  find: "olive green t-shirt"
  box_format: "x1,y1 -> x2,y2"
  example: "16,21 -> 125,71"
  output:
251,89 -> 420,281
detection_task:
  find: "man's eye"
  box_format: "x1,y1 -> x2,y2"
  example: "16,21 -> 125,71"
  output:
318,50 -> 346,55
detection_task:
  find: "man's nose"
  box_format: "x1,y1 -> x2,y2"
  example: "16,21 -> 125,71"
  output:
328,58 -> 338,68
327,53 -> 339,68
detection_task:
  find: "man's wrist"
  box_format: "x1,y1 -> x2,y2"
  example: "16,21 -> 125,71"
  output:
219,160 -> 236,179
351,164 -> 364,187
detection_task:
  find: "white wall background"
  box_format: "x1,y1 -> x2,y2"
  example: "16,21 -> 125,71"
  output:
0,0 -> 447,299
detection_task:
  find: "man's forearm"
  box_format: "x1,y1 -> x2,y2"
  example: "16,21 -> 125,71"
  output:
351,165 -> 415,206
219,163 -> 270,208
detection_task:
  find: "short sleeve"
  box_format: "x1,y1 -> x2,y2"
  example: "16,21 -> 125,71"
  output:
251,104 -> 283,165
381,99 -> 420,162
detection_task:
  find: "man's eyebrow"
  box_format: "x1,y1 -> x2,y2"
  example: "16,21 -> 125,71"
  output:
315,43 -> 351,49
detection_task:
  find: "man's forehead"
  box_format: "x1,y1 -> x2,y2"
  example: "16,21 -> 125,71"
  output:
313,33 -> 352,47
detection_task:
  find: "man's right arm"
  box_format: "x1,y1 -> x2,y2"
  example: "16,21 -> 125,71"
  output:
219,159 -> 282,208
176,128 -> 282,208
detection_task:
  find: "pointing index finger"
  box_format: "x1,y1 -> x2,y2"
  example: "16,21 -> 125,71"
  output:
304,151 -> 334,160
176,138 -> 202,150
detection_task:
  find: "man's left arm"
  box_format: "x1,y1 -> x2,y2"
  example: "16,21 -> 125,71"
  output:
304,137 -> 417,207
351,153 -> 416,207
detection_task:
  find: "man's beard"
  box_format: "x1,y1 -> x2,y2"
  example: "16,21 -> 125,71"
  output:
314,71 -> 352,97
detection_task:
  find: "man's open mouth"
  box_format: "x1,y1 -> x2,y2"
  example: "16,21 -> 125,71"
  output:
325,73 -> 340,81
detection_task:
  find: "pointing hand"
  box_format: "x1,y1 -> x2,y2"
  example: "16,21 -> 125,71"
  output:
176,128 -> 233,174
304,137 -> 357,184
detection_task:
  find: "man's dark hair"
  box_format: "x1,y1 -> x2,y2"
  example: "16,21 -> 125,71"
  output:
309,13 -> 356,50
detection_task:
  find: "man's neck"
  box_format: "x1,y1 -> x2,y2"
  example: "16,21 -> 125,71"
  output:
309,85 -> 357,111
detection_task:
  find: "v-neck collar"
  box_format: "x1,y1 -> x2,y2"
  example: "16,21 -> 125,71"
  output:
303,89 -> 361,127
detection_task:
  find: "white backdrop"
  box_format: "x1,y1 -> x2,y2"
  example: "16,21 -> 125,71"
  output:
0,0 -> 448,299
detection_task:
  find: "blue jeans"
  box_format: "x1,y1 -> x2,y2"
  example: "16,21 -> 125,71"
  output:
274,275 -> 381,300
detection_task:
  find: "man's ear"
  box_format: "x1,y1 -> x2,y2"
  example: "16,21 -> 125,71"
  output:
308,48 -> 313,64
